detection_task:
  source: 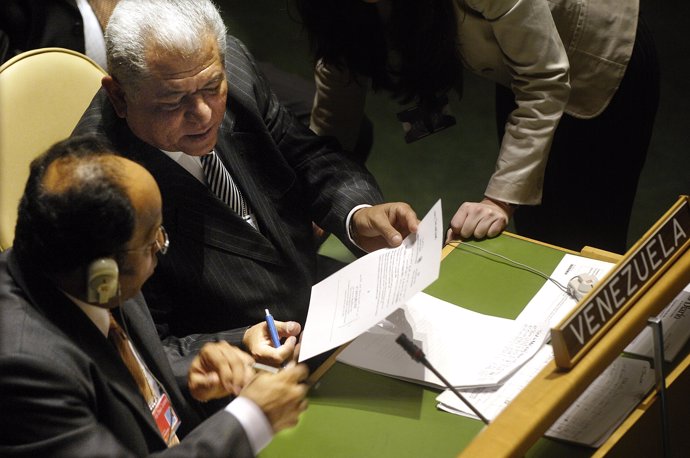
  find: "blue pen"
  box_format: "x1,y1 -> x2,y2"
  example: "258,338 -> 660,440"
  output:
265,309 -> 281,348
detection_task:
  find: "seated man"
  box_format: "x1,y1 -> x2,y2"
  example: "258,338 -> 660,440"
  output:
0,136 -> 309,456
73,0 -> 419,365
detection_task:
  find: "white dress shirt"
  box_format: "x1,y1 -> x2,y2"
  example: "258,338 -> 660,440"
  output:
75,0 -> 108,70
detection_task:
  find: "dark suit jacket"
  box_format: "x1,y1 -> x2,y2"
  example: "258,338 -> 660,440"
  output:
0,250 -> 253,457
0,0 -> 84,64
72,36 -> 384,345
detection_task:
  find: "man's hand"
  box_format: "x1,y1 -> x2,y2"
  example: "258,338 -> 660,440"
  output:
243,320 -> 301,367
351,202 -> 419,252
240,363 -> 310,432
446,197 -> 515,243
188,341 -> 255,401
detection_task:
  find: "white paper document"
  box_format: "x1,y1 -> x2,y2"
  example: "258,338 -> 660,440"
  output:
516,254 -> 616,327
298,200 -> 443,362
438,347 -> 655,447
625,282 -> 690,362
544,357 -> 655,447
337,292 -> 549,388
437,345 -> 555,420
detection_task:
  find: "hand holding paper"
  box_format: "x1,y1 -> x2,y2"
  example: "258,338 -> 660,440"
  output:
350,202 -> 419,251
298,200 -> 443,362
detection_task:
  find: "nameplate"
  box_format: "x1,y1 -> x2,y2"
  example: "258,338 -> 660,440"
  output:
552,196 -> 690,369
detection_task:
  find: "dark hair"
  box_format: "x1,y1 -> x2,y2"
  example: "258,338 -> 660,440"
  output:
293,0 -> 462,106
13,136 -> 136,275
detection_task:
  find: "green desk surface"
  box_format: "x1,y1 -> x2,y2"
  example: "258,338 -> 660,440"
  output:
261,234 -> 593,457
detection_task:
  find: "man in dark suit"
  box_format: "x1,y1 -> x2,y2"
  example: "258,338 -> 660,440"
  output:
0,136 -> 309,456
0,0 -> 110,68
72,0 -> 419,366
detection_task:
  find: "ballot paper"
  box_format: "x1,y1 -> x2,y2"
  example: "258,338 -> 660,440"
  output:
625,282 -> 690,362
437,345 -> 555,420
298,200 -> 443,362
545,356 -> 654,447
515,253 -> 616,327
437,346 -> 655,447
337,292 -> 549,388
517,252 -> 690,362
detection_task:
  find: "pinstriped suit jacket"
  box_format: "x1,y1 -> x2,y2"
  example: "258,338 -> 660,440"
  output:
73,36 -> 384,352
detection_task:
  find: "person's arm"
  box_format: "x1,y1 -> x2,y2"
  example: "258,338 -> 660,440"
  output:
228,36 -> 385,247
161,327 -> 249,385
310,59 -> 370,153
186,322 -> 303,402
188,350 -> 311,456
0,353 -> 254,458
448,0 -> 570,240
477,0 -> 570,205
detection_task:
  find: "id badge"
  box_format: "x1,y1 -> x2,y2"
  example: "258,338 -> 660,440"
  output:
151,392 -> 181,445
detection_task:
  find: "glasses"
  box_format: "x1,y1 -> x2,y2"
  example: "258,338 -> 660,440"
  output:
154,225 -> 169,255
122,225 -> 169,256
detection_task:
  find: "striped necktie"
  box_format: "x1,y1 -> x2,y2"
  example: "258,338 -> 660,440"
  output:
200,151 -> 252,219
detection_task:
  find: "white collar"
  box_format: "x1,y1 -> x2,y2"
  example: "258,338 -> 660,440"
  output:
159,149 -> 207,184
64,291 -> 110,337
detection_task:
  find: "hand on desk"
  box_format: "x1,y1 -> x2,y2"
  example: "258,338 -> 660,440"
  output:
352,202 -> 419,252
241,363 -> 310,432
188,341 -> 255,401
243,320 -> 301,366
446,197 -> 515,242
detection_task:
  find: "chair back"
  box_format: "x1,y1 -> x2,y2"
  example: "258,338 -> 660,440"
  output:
0,48 -> 107,250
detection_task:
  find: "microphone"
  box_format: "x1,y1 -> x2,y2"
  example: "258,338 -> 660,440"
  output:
396,333 -> 490,424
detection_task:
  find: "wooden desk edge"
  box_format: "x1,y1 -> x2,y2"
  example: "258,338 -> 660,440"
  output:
307,343 -> 349,384
458,247 -> 690,457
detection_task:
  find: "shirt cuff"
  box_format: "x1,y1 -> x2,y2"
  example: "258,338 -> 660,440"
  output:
225,396 -> 273,454
346,204 -> 372,250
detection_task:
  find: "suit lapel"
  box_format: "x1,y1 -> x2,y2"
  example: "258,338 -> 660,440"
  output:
114,119 -> 284,265
214,113 -> 310,274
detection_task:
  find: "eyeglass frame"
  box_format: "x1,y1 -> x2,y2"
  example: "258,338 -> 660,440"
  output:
120,225 -> 169,256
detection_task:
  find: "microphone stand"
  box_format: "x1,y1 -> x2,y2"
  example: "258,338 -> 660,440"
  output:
396,333 -> 490,425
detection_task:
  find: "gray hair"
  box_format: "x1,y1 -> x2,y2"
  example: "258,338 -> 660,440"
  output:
105,0 -> 227,90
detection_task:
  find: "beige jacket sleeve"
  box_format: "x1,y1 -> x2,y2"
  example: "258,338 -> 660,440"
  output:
310,60 -> 370,152
461,0 -> 570,205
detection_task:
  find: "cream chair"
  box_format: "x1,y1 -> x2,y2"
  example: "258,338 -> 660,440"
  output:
0,48 -> 106,250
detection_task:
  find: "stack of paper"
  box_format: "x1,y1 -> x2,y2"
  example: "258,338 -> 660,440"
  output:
337,292 -> 549,389
437,346 -> 655,448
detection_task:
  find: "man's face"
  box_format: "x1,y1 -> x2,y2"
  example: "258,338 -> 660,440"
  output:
108,36 -> 228,157
116,160 -> 165,301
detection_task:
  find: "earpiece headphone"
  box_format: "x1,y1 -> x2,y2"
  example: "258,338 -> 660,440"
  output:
87,258 -> 119,304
